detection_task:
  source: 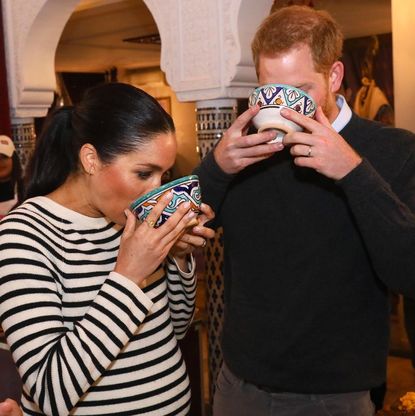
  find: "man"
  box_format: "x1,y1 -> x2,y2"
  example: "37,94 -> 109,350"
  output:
194,5 -> 415,416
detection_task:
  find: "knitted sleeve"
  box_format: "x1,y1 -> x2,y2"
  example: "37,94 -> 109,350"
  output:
339,128 -> 415,298
165,255 -> 196,339
193,150 -> 235,228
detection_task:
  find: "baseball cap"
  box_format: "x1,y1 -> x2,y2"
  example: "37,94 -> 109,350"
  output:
0,135 -> 15,158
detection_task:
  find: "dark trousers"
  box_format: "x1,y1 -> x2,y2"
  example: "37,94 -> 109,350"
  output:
213,363 -> 375,416
370,382 -> 386,411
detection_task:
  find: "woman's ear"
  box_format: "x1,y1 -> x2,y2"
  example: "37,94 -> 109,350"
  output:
79,143 -> 99,175
329,61 -> 344,93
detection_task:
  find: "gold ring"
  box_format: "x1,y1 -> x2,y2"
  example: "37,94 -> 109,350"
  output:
201,239 -> 207,248
307,146 -> 312,157
145,218 -> 156,228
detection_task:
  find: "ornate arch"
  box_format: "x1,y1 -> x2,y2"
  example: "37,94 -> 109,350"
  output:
2,0 -> 273,118
144,0 -> 273,101
2,0 -> 78,119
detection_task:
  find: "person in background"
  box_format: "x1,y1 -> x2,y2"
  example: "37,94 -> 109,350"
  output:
353,35 -> 395,127
0,82 -> 214,415
0,135 -> 23,218
0,400 -> 22,416
194,5 -> 415,416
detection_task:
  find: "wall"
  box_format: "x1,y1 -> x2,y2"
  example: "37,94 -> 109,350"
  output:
120,67 -> 199,179
392,0 -> 415,132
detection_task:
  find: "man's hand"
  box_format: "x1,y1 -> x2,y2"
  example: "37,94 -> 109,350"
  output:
214,105 -> 284,174
282,107 -> 362,180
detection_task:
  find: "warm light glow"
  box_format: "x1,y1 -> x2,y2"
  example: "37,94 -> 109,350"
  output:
74,0 -> 122,12
392,0 -> 415,131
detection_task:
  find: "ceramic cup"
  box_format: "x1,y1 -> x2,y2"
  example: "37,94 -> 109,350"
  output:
130,174 -> 202,228
248,83 -> 317,143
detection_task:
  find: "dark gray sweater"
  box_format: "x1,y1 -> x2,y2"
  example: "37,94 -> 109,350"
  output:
194,113 -> 415,393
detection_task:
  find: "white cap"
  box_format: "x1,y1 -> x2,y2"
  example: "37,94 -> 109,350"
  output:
0,135 -> 15,157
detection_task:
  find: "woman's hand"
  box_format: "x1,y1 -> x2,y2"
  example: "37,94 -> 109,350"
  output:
170,203 -> 216,261
115,192 -> 198,286
0,399 -> 23,416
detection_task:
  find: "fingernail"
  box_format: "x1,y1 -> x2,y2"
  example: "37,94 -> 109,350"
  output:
183,201 -> 191,209
187,211 -> 196,218
124,209 -> 130,217
163,191 -> 173,200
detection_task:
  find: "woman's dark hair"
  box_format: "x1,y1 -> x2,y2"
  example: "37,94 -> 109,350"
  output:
24,82 -> 175,200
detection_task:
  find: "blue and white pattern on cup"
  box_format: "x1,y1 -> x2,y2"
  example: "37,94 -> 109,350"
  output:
131,176 -> 202,227
248,83 -> 316,117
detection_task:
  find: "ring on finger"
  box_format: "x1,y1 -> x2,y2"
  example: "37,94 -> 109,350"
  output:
307,146 -> 312,157
145,218 -> 156,228
201,239 -> 207,248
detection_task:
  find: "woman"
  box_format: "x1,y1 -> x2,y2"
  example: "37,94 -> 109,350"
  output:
0,136 -> 23,416
0,135 -> 23,218
0,83 -> 214,415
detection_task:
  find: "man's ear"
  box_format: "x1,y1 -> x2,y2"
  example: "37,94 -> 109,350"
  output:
79,143 -> 99,175
329,61 -> 344,93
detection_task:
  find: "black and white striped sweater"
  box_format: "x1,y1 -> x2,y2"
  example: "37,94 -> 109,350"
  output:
0,197 -> 196,415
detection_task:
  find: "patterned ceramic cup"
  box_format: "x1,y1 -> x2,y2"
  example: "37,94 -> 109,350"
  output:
248,83 -> 317,142
130,175 -> 202,228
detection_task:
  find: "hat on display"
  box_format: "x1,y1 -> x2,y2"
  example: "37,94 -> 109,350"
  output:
0,135 -> 15,157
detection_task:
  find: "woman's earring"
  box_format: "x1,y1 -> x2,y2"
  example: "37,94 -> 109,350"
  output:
89,166 -> 94,175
